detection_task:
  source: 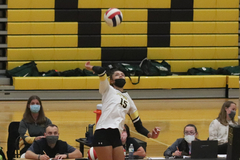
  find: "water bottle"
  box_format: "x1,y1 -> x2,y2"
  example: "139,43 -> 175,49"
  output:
128,143 -> 134,160
94,104 -> 102,124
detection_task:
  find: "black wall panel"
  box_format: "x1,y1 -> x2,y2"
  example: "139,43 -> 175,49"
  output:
148,22 -> 170,35
148,35 -> 170,47
78,22 -> 101,35
171,0 -> 193,9
101,47 -> 147,61
78,35 -> 101,47
55,0 -> 78,9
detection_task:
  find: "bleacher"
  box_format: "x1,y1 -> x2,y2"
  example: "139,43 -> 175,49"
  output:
1,0 -> 239,99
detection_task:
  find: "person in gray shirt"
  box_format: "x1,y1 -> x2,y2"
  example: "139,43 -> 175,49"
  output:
18,95 -> 52,155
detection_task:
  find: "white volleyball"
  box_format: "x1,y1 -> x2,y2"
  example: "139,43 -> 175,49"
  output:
104,8 -> 123,27
87,147 -> 98,160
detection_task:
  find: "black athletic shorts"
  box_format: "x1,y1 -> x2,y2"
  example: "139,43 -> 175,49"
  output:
92,128 -> 122,148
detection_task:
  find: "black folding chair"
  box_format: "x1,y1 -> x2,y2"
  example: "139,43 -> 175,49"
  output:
7,121 -> 20,160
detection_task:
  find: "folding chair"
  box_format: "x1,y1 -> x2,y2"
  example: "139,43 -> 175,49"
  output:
7,121 -> 20,160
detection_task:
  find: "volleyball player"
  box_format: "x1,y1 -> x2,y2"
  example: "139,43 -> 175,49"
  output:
85,61 -> 160,160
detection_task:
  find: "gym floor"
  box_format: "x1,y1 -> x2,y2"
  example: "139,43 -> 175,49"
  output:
0,98 -> 238,158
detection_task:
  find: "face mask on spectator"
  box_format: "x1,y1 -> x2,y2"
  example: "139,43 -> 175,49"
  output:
30,105 -> 40,113
184,135 -> 195,144
46,136 -> 59,144
229,110 -> 236,120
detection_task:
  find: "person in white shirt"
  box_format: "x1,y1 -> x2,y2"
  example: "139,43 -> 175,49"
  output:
209,101 -> 237,154
85,61 -> 160,160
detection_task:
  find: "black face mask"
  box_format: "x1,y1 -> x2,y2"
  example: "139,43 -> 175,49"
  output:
114,79 -> 126,88
229,110 -> 236,120
46,136 -> 59,144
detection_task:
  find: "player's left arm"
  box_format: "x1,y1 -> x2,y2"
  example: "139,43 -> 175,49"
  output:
129,100 -> 160,139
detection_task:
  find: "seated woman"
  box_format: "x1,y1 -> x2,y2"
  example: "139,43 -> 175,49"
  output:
209,101 -> 237,154
164,124 -> 200,158
18,95 -> 52,155
121,124 -> 146,158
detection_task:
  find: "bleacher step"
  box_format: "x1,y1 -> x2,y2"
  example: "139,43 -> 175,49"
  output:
0,31 -> 7,35
0,44 -> 7,48
0,18 -> 7,22
0,57 -> 7,61
0,77 -> 10,85
0,69 -> 5,74
0,5 -> 7,9
0,85 -> 14,90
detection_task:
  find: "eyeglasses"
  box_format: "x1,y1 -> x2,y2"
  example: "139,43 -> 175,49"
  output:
184,131 -> 195,135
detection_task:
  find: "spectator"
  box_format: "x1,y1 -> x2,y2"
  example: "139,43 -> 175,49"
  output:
209,101 -> 237,154
164,124 -> 200,158
121,124 -> 146,158
18,95 -> 52,155
25,124 -> 82,160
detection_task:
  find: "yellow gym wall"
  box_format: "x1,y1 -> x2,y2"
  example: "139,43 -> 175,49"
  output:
6,0 -> 239,90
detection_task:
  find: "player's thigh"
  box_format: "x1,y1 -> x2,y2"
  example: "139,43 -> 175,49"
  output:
112,146 -> 125,160
94,146 -> 113,160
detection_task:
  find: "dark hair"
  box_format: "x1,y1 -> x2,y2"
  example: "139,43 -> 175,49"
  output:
23,95 -> 47,124
45,124 -> 58,132
184,124 -> 198,134
217,101 -> 237,126
124,124 -> 131,137
109,69 -> 125,80
109,69 -> 125,86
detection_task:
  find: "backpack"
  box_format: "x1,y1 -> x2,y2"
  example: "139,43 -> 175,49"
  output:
217,66 -> 240,75
113,63 -> 143,85
60,68 -> 83,76
82,69 -> 98,76
187,67 -> 218,75
6,61 -> 40,84
139,58 -> 171,76
42,70 -> 61,76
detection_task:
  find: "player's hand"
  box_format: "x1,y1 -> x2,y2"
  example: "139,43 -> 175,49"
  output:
148,127 -> 160,139
85,61 -> 93,71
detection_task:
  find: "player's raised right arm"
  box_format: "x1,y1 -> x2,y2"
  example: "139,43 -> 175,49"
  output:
85,61 -> 109,94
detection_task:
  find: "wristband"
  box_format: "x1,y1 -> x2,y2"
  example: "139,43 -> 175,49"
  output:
38,155 -> 40,160
66,153 -> 69,158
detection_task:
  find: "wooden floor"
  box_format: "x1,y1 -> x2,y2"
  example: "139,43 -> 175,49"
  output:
0,98 -> 239,158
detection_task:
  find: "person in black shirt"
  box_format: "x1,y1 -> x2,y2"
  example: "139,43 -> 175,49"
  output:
25,124 -> 82,160
121,124 -> 146,158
